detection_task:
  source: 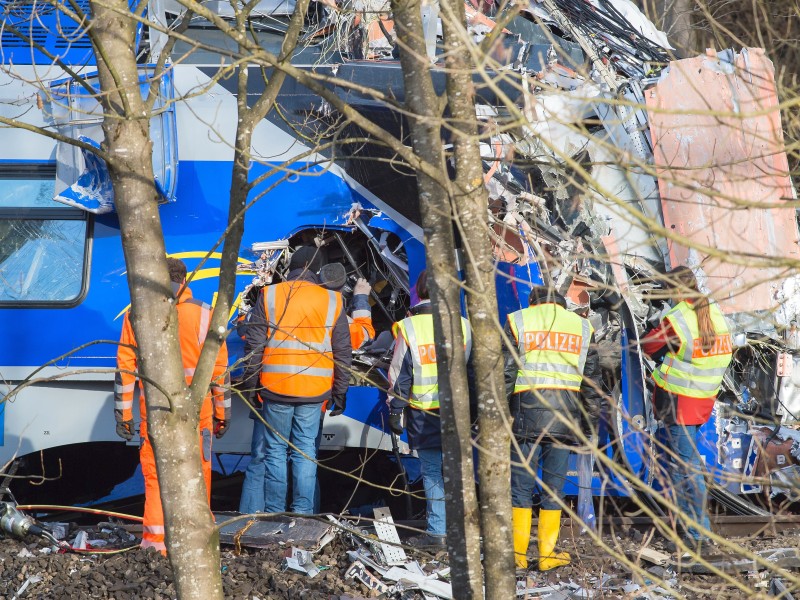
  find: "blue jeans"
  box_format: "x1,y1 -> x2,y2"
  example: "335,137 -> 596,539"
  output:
511,441 -> 570,510
239,419 -> 267,513
664,423 -> 710,541
263,401 -> 323,515
313,411 -> 325,513
417,448 -> 446,536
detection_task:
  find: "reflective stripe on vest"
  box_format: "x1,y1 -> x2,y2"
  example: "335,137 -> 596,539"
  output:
260,281 -> 342,398
394,314 -> 472,411
652,300 -> 732,398
198,303 -> 211,346
508,303 -> 591,393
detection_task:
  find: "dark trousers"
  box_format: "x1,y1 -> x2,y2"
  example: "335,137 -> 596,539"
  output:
511,441 -> 570,510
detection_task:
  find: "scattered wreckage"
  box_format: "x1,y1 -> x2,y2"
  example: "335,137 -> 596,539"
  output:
5,502 -> 800,599
278,0 -> 800,512
1,0 -> 799,520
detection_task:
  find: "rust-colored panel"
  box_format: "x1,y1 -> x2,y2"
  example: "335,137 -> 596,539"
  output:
646,49 -> 799,314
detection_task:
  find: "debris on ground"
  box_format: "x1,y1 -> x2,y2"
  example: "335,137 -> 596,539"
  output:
2,507 -> 800,598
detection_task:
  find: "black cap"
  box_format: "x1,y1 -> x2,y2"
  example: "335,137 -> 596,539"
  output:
528,285 -> 564,306
320,263 -> 347,290
289,246 -> 323,273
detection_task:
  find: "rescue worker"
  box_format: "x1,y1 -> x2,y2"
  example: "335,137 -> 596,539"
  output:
114,258 -> 230,553
641,266 -> 732,547
506,285 -> 602,571
319,262 -> 375,349
388,271 -> 472,549
312,263 -> 375,511
241,246 -> 352,514
237,282 -> 268,515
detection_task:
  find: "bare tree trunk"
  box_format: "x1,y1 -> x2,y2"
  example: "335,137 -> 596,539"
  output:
89,2 -> 223,598
638,0 -> 698,57
391,1 -> 483,596
440,1 -> 515,597
191,0 -> 312,387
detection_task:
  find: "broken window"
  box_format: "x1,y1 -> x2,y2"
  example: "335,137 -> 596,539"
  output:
0,164 -> 88,303
49,68 -> 178,214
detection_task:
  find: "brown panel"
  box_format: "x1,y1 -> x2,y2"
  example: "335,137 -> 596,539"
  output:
645,49 -> 799,314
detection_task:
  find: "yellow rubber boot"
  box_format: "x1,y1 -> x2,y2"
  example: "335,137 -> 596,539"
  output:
538,509 -> 570,571
512,507 -> 533,569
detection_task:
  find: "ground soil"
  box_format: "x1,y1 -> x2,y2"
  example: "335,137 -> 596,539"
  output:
0,526 -> 798,599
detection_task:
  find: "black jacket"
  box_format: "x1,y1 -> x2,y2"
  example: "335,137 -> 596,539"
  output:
242,269 -> 352,404
504,296 -> 603,444
389,301 -> 476,450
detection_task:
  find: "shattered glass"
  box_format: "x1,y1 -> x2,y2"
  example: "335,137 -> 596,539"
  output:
0,176 -> 58,208
0,219 -> 86,302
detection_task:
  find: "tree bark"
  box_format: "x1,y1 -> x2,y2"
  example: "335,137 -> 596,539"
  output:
440,1 -> 515,597
89,2 -> 223,598
638,0 -> 698,58
189,0 -> 311,394
391,1 -> 483,597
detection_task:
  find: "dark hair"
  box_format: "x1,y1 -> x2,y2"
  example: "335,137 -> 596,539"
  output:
416,270 -> 429,300
289,245 -> 323,273
166,257 -> 187,284
528,285 -> 561,306
668,266 -> 716,352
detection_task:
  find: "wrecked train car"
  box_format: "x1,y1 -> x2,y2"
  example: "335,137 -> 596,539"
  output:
0,0 -> 798,510
478,3 -> 800,506
0,0 -> 542,501
275,0 -> 800,507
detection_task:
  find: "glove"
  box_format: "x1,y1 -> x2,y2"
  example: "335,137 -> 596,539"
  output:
213,419 -> 229,439
116,420 -> 135,441
353,278 -> 371,296
388,410 -> 405,435
247,391 -> 263,407
329,394 -> 346,417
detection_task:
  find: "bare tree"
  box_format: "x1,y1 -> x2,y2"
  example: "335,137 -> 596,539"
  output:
390,1 -> 484,596
85,0 -> 310,597
440,1 -> 515,597
88,0 -> 225,596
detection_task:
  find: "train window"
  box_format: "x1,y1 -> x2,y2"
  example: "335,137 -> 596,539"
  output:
0,164 -> 89,304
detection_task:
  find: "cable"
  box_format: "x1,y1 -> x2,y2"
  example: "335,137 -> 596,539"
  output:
14,505 -> 143,523
68,545 -> 140,555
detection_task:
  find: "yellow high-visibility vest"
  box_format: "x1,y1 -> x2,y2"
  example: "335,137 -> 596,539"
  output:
392,314 -> 472,410
507,303 -> 592,393
652,300 -> 732,398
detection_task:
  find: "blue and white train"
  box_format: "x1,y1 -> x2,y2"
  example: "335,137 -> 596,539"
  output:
2,0 -> 799,513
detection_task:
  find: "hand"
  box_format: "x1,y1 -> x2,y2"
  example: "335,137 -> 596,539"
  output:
116,420 -> 135,441
388,411 -> 404,435
353,278 -> 371,296
329,394 -> 346,417
213,419 -> 229,439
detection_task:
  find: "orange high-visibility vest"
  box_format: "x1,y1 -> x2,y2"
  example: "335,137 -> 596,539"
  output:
260,280 -> 344,398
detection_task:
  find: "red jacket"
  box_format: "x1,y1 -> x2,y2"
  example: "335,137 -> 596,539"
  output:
641,318 -> 715,425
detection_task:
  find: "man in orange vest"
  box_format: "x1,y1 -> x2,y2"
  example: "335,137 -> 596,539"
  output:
240,246 -> 352,514
114,257 -> 230,553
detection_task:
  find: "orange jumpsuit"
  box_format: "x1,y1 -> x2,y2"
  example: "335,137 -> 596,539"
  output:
115,287 -> 230,553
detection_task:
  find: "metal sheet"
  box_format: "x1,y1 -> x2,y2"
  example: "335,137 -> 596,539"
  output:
372,507 -> 407,566
646,48 -> 799,314
215,512 -> 334,550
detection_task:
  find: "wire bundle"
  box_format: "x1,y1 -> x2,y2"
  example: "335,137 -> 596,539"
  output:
551,0 -> 670,78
